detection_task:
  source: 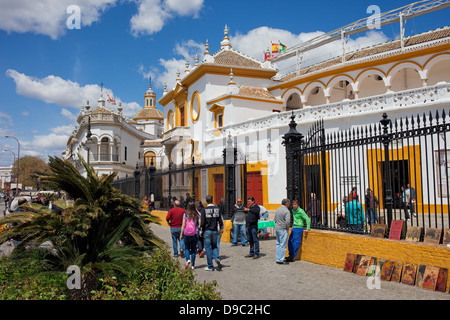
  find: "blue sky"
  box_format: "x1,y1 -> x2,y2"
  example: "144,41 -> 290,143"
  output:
0,0 -> 449,167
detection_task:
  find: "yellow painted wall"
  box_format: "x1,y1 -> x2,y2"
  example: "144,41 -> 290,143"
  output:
296,229 -> 450,291
152,209 -> 450,290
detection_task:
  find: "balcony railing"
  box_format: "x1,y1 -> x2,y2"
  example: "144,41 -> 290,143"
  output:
162,126 -> 191,146
204,82 -> 450,141
91,153 -> 120,162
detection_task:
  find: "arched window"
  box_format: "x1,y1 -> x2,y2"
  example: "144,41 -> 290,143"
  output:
144,151 -> 157,168
286,93 -> 302,110
100,137 -> 110,161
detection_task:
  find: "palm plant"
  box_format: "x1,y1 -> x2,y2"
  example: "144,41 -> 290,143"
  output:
0,156 -> 161,300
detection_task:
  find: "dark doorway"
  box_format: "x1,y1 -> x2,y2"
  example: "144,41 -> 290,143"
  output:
304,164 -> 321,202
381,160 -> 409,209
247,172 -> 263,205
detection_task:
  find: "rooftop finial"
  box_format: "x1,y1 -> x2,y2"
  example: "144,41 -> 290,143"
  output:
220,25 -> 232,50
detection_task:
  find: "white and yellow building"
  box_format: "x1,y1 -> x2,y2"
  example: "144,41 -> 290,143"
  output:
63,81 -> 165,179
158,24 -> 450,210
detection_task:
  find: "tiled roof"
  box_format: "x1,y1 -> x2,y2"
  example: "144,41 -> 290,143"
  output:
91,106 -> 113,114
279,26 -> 450,83
133,107 -> 164,120
212,49 -> 263,69
238,86 -> 277,100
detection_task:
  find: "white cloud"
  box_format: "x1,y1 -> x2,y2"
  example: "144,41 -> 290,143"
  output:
145,26 -> 388,96
61,108 -> 77,122
6,69 -> 142,116
139,39 -> 204,91
6,69 -> 100,109
0,0 -> 117,39
165,0 -> 204,17
130,0 -> 204,36
230,26 -> 388,73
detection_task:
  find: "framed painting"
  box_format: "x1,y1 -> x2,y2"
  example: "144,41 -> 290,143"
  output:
353,254 -> 363,273
424,228 -> 442,245
415,264 -> 427,288
401,263 -> 418,286
390,261 -> 404,283
436,268 -> 448,292
443,229 -> 450,245
366,257 -> 378,276
343,253 -> 356,272
356,256 -> 371,276
421,266 -> 440,290
380,260 -> 395,281
376,258 -> 387,278
371,224 -> 387,238
405,226 -> 423,242
389,220 -> 405,240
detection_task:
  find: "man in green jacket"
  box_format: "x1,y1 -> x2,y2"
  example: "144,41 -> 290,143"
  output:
286,200 -> 310,262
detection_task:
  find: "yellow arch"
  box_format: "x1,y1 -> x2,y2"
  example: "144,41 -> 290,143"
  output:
303,80 -> 327,97
387,60 -> 423,77
166,109 -> 174,131
423,52 -> 450,68
281,86 -> 303,100
355,67 -> 387,82
190,91 -> 201,123
325,74 -> 355,89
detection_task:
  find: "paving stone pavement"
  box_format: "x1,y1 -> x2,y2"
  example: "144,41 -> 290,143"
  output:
150,223 -> 450,300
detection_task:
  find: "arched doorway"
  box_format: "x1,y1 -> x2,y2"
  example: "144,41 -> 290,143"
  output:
286,92 -> 302,111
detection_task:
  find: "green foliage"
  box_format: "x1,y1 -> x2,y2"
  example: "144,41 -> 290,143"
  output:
0,156 -> 221,300
0,257 -> 68,300
91,247 -> 221,300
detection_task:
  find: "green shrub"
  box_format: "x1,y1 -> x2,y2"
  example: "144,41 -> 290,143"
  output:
0,257 -> 68,300
91,247 -> 221,300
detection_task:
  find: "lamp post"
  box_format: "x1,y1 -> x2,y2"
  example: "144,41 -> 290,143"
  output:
3,150 -> 16,194
5,136 -> 20,196
82,116 -> 94,166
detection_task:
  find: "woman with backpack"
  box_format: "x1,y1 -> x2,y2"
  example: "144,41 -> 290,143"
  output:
180,201 -> 199,269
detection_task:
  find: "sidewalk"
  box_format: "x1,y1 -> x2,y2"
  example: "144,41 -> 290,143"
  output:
150,222 -> 450,300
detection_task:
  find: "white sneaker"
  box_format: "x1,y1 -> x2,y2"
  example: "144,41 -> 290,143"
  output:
185,260 -> 191,268
191,266 -> 195,270
204,267 -> 214,271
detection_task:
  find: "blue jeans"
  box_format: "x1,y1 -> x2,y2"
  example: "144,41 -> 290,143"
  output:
232,223 -> 248,245
184,235 -> 198,266
288,228 -> 303,260
367,208 -> 378,224
247,224 -> 260,256
170,227 -> 185,256
276,229 -> 289,262
203,230 -> 219,270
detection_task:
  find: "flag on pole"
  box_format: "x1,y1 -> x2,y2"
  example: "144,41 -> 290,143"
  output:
279,42 -> 287,53
271,42 -> 280,53
107,93 -> 116,105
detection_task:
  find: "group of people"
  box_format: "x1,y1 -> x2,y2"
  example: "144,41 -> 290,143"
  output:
334,184 -> 417,232
166,195 -> 222,271
166,194 -> 312,270
274,199 -> 310,265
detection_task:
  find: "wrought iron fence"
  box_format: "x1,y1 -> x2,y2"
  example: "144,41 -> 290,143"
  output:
284,108 -> 450,237
112,138 -> 243,220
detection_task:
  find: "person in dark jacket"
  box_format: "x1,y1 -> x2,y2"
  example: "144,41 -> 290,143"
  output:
244,196 -> 261,259
200,194 -> 224,271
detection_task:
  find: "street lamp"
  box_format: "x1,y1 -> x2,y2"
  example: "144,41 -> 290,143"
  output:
5,135 -> 20,196
81,115 -> 94,166
3,150 -> 16,193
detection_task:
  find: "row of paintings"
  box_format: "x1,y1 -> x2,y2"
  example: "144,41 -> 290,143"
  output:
371,220 -> 450,244
344,253 -> 449,293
